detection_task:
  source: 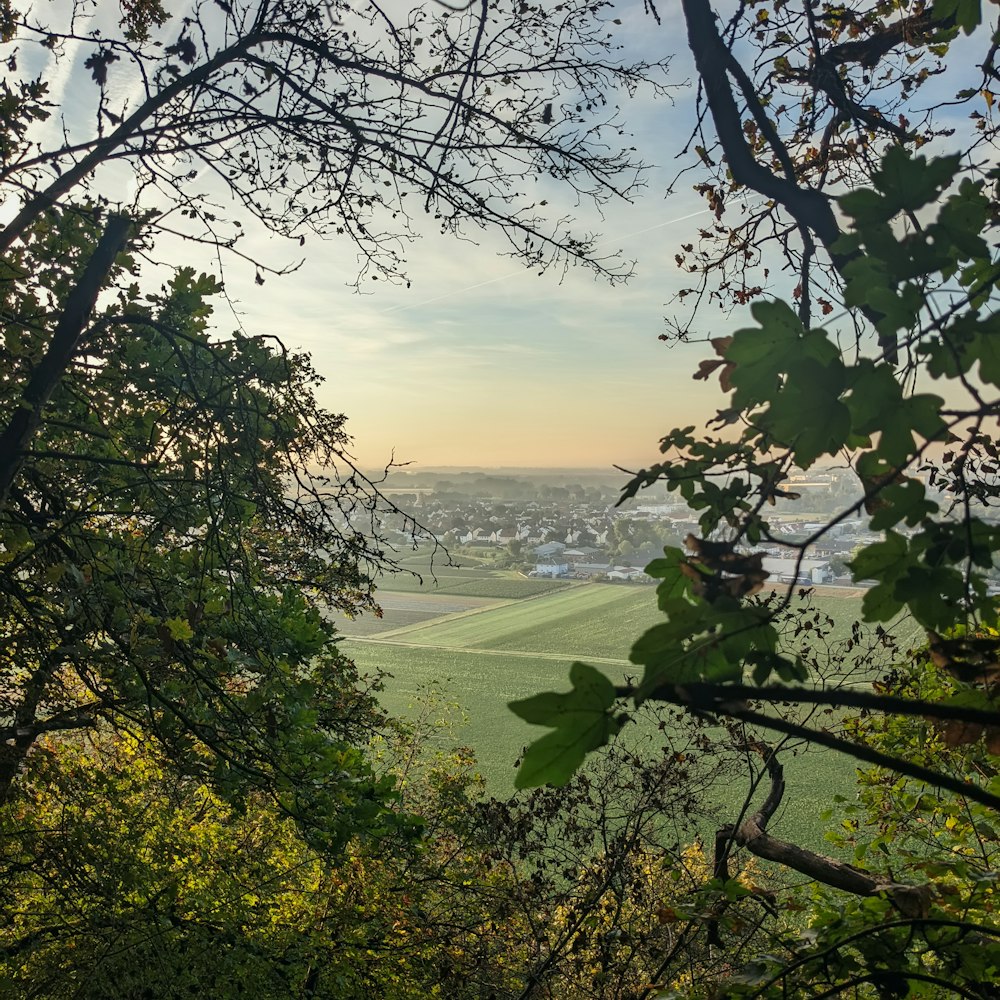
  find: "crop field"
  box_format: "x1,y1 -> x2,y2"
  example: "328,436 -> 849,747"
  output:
343,581 -> 920,851
430,576 -> 569,600
389,584 -> 658,660
350,641 -> 601,772
368,548 -> 484,588
372,550 -> 567,600
371,566 -> 490,594
348,636 -> 860,849
759,588 -> 922,678
331,592 -> 501,637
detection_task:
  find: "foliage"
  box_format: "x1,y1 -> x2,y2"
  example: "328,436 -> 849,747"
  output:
0,723 -> 518,999
513,1 -> 1000,992
516,33 -> 1000,818
691,656 -> 1000,998
474,710 -> 748,999
0,697 -> 745,999
0,209 -> 423,846
663,0 -> 996,333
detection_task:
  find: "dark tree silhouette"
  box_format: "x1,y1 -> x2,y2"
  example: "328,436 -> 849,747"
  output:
1,0 -> 673,284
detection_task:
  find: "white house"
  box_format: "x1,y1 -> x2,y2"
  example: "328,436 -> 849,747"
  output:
533,562 -> 569,578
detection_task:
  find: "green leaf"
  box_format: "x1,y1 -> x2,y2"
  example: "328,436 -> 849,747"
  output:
726,301 -> 814,409
955,0 -> 981,34
861,583 -> 905,622
508,691 -> 571,726
869,478 -> 938,530
937,178 -> 990,257
976,330 -> 1000,387
645,546 -> 695,607
748,298 -> 804,337
514,718 -> 615,789
511,662 -> 619,787
845,361 -> 903,434
898,565 -> 967,629
850,532 -> 909,582
842,255 -> 891,310
839,187 -> 891,224
873,148 -> 961,210
509,661 -> 615,727
758,357 -> 851,467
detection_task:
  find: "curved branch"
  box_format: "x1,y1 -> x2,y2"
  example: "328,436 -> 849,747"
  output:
726,704 -> 1000,814
0,37 -> 259,252
729,745 -> 931,912
680,0 -> 843,253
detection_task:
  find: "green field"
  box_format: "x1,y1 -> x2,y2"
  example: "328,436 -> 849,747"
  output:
432,576 -> 570,600
339,581 -> 908,851
350,642 -> 601,775
347,636 -> 861,850
370,567 -> 490,593
388,584 -> 658,660
330,591 -> 500,637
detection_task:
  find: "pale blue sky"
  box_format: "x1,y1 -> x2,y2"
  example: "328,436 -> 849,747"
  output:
11,1 -> 989,470
207,2 -> 720,470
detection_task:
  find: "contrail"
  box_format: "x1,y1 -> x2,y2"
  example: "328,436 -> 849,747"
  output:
380,205 -> 714,315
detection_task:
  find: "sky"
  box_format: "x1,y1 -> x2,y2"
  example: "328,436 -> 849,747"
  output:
10,1 -> 985,472
197,3 -> 717,472
248,4 -> 979,473
12,0 -> 726,472
227,187 -> 721,471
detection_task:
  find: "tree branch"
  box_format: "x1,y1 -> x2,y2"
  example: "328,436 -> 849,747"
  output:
0,213 -> 131,512
724,744 -> 931,913
624,681 -> 1000,730
680,0 -> 897,359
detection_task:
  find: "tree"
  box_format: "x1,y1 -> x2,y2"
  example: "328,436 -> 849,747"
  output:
660,0 -> 992,346
0,0 -> 675,844
0,208 -> 422,845
715,656 -> 1000,998
1,0 -> 672,284
1,686 -> 758,999
0,712 -> 512,999
513,1 -> 1000,992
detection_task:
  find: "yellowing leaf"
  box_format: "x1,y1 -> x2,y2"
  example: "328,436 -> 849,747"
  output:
164,617 -> 194,641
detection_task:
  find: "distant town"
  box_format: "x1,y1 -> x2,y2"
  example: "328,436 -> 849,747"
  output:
371,465 -> 995,590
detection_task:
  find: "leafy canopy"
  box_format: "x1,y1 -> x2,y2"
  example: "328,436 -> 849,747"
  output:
0,208 -> 420,848
514,145 -> 1000,789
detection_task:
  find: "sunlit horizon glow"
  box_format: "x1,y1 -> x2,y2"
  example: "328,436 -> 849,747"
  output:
10,2 -> 983,472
